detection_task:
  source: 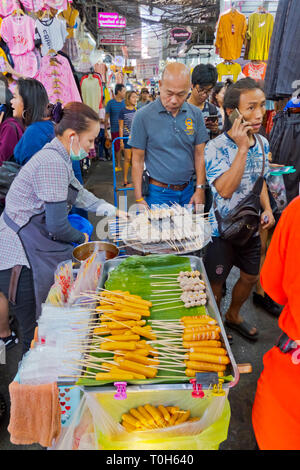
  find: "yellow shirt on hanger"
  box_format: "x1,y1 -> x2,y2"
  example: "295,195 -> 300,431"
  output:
60,4 -> 79,39
215,10 -> 247,61
246,12 -> 274,61
217,62 -> 242,82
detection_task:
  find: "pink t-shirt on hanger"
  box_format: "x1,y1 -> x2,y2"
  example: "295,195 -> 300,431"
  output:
20,0 -> 45,11
0,0 -> 20,18
44,0 -> 68,9
0,13 -> 35,55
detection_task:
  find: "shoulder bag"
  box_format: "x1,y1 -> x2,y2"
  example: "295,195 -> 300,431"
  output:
214,134 -> 266,246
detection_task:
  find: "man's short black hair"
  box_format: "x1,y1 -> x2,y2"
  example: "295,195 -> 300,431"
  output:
115,84 -> 125,95
191,64 -> 218,87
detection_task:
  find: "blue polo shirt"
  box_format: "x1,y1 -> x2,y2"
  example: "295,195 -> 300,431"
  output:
128,98 -> 209,185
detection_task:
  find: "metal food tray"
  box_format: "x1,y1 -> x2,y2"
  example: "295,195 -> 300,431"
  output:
113,218 -> 212,256
81,255 -> 240,392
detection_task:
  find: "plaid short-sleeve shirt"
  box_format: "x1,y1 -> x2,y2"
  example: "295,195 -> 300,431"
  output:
0,138 -> 75,270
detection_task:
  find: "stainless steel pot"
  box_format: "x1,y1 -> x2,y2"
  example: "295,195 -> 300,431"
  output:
72,241 -> 119,263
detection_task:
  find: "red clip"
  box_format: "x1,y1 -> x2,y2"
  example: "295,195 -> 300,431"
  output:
114,381 -> 127,400
190,378 -> 204,398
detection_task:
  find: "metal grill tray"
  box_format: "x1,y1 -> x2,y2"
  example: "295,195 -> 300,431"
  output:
80,255 -> 239,392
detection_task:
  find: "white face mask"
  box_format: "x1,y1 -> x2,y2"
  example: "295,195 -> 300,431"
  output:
70,136 -> 89,161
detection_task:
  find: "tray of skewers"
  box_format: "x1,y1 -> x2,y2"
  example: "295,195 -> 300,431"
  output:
67,255 -> 239,389
108,204 -> 212,255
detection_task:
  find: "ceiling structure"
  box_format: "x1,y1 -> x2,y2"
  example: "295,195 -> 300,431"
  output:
72,0 -> 220,57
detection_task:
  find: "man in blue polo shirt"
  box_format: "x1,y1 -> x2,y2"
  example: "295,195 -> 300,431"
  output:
129,62 -> 209,209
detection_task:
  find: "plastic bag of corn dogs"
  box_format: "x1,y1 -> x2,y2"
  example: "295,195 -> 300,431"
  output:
54,388 -> 231,450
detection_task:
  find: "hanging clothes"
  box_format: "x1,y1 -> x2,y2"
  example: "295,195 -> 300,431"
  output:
80,74 -> 103,113
242,61 -> 267,81
0,13 -> 38,78
269,111 -> 300,203
216,61 -> 242,82
43,0 -> 68,9
0,0 -> 20,18
60,3 -> 79,39
265,0 -> 300,100
246,12 -> 274,61
36,54 -> 82,106
75,38 -> 94,73
215,9 -> 247,61
35,16 -> 68,57
59,3 -> 79,61
20,0 -> 45,11
94,62 -> 107,83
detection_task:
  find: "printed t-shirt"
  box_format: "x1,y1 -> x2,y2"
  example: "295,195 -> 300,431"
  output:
106,99 -> 125,133
217,61 -> 242,82
36,17 -> 68,56
205,132 -> 270,237
118,107 -> 136,137
0,14 -> 35,55
242,62 -> 267,81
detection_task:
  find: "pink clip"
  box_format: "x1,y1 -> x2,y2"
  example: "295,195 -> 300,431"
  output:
114,381 -> 127,400
190,379 -> 204,398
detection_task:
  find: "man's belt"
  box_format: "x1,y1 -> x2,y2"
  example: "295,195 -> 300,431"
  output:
149,177 -> 190,192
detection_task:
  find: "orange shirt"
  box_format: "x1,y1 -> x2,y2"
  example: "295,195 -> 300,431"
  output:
215,10 -> 247,61
260,196 -> 300,341
242,62 -> 267,81
252,197 -> 300,450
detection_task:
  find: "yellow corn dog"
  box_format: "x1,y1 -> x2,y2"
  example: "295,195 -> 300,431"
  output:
115,358 -> 158,378
100,341 -> 137,351
185,360 -> 226,372
189,352 -> 230,364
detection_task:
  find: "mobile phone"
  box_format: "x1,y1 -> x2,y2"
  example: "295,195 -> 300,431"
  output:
229,108 -> 251,137
229,108 -> 242,126
205,115 -> 218,123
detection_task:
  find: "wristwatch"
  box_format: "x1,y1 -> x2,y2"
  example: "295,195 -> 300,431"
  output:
196,184 -> 206,190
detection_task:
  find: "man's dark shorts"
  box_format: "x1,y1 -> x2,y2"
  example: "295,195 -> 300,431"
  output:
204,235 -> 261,283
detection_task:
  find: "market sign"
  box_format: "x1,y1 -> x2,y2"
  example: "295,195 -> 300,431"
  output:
99,29 -> 126,46
136,58 -> 159,80
98,12 -> 126,29
169,27 -> 192,45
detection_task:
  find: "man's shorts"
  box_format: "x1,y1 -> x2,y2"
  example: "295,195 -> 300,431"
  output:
111,131 -> 120,153
204,235 -> 261,284
124,139 -> 132,150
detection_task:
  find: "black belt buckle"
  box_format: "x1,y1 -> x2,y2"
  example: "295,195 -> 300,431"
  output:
276,332 -> 296,353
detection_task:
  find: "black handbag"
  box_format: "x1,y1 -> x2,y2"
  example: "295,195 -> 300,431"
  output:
214,135 -> 266,247
0,160 -> 21,197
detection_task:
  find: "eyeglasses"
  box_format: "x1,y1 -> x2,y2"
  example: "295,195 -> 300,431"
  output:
196,86 -> 214,96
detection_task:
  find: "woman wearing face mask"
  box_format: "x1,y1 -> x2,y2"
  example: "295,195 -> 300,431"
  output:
0,101 -> 119,354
